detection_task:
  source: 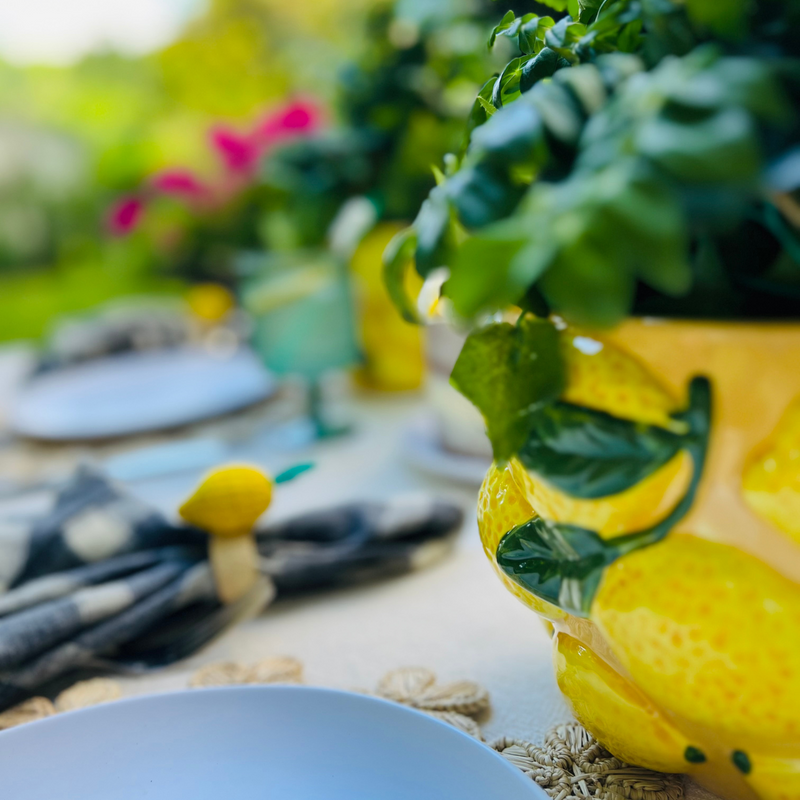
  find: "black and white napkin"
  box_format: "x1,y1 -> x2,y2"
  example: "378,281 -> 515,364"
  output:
0,468 -> 462,710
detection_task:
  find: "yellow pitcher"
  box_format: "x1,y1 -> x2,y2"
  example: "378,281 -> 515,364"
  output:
479,319 -> 800,800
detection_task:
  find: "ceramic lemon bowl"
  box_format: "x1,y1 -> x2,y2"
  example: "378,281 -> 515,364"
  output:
478,319 -> 800,800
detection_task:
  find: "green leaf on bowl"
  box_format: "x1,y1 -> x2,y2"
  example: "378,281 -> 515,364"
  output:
497,376 -> 712,615
518,403 -> 686,499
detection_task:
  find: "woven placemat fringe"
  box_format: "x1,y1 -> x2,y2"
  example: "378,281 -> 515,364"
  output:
0,662 -> 684,800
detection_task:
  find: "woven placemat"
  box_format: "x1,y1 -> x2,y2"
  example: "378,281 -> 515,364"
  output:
0,661 -> 683,800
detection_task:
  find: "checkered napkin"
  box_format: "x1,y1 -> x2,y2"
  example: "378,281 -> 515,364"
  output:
0,468 -> 462,711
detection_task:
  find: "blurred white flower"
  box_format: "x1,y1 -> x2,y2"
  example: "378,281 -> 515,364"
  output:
0,0 -> 205,66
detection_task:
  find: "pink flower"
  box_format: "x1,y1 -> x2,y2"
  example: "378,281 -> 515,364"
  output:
209,127 -> 261,175
151,169 -> 208,199
257,99 -> 323,147
107,196 -> 144,236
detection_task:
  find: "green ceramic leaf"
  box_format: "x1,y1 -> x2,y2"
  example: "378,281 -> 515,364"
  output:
496,516 -> 613,615
518,403 -> 685,499
450,317 -> 565,462
496,377 -> 712,616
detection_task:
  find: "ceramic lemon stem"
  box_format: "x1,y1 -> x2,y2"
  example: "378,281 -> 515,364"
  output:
179,466 -> 273,604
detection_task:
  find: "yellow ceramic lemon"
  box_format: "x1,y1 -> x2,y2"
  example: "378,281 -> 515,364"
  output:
180,465 -> 272,603
479,320 -> 800,800
186,282 -> 236,324
743,398 -> 800,545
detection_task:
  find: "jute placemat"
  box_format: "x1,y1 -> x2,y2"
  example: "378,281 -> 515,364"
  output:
0,661 -> 683,800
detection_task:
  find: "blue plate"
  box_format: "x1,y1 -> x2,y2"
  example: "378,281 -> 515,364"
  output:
9,346 -> 275,441
0,686 -> 544,799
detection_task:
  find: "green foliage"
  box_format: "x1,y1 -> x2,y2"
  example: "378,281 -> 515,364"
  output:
450,316 -> 565,462
382,228 -> 421,323
497,377 -> 711,615
490,12 -> 555,55
397,0 -> 800,327
262,0 -> 522,242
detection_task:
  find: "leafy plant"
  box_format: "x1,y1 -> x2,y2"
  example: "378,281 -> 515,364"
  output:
388,0 -> 800,325
260,0 -> 533,249
385,1 -> 798,604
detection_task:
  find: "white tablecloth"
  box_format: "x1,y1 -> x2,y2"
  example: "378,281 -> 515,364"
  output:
116,392 -> 571,743
0,355 -> 719,798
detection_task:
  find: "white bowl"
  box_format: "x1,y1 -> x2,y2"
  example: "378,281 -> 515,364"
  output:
0,686 -> 544,799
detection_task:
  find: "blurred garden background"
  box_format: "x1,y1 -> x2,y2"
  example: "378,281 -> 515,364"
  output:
0,0 -> 513,343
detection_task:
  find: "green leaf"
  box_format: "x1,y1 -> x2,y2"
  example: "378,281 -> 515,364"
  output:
450,317 -> 566,462
535,0 -> 570,11
413,185 -> 453,275
477,95 -> 497,117
497,377 -> 712,615
518,403 -> 685,499
578,0 -> 604,22
470,97 -> 547,163
446,223 -> 529,317
464,77 -> 499,152
518,16 -> 556,55
447,163 -> 526,229
489,10 -> 518,49
382,228 -> 421,323
685,0 -> 747,38
520,48 -> 564,93
637,108 -> 762,184
492,57 -> 524,109
545,17 -> 588,56
539,238 -> 637,327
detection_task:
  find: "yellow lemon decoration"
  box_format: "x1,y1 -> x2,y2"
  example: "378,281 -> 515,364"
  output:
477,320 -> 800,800
595,534 -> 800,743
180,465 -> 272,603
350,222 -> 424,391
560,330 -> 680,430
509,451 -> 692,540
478,462 -> 567,621
186,282 -> 236,323
743,397 -> 800,545
553,632 -> 693,774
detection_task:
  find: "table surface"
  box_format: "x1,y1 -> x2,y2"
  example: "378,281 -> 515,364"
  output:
121,391 -> 571,745
0,350 -> 719,798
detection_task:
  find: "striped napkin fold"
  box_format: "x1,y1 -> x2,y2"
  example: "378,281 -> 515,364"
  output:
0,467 -> 462,711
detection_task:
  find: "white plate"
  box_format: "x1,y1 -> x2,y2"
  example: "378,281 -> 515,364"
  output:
9,347 -> 275,441
0,686 -> 543,800
402,414 -> 492,486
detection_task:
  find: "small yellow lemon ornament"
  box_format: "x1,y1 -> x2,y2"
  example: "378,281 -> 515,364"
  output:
478,320 -> 800,800
179,465 -> 272,604
186,283 -> 236,324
